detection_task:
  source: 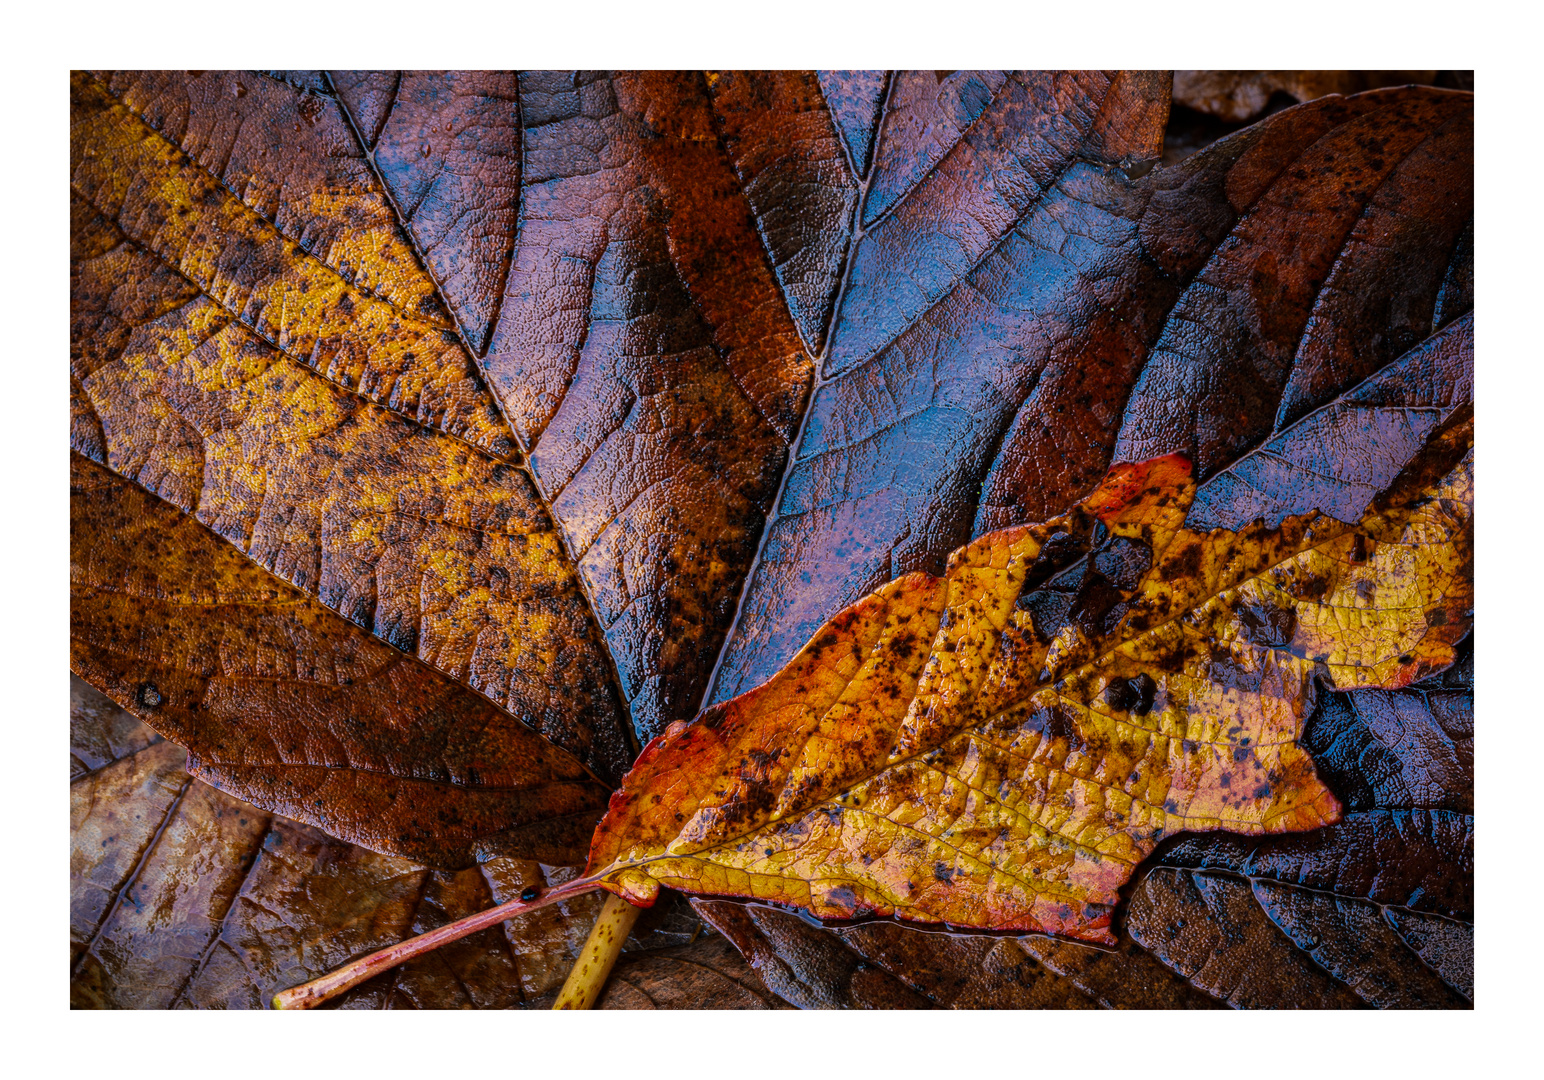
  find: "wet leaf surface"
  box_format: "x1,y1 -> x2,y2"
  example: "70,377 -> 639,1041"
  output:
71,454 -> 611,866
711,84 -> 1471,704
587,452 -> 1472,941
70,70 -> 1474,1008
69,676 -> 755,1008
694,898 -> 1221,1008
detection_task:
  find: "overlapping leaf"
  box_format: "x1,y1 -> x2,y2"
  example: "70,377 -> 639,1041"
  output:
1126,629 -> 1474,1007
584,449 -> 1472,941
69,676 -> 749,1008
637,372 -> 1474,1007
69,70 -> 1475,1008
712,82 -> 1472,705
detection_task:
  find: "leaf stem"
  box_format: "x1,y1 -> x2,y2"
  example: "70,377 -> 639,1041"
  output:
552,892 -> 643,1009
271,879 -> 603,1009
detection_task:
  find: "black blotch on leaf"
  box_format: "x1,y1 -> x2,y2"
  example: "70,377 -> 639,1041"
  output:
1236,599 -> 1298,648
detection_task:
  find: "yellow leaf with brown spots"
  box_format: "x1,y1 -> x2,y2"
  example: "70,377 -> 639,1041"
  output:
585,452 -> 1473,943
70,71 -> 510,456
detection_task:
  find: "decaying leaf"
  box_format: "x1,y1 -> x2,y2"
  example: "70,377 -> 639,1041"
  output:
1173,71 -> 1440,123
70,70 -> 1475,1009
1126,630 -> 1474,1007
71,453 -> 612,867
584,451 -> 1472,941
70,676 -> 752,1008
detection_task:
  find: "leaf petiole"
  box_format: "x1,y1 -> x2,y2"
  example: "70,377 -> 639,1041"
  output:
272,878 -> 606,1009
552,892 -> 643,1009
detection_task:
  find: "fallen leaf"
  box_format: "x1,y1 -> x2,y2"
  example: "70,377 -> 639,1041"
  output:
711,84 -> 1471,703
70,70 -> 635,782
1127,866 -> 1468,1008
1124,868 -> 1367,1008
585,450 -> 1472,941
1173,71 -> 1440,123
69,675 -> 737,1008
71,452 -> 611,867
1126,628 -> 1474,1007
69,70 -> 1475,1008
1189,316 -> 1473,531
535,932 -> 791,1010
693,898 -> 1221,1008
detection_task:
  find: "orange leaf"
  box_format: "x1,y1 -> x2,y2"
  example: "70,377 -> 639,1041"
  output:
584,453 -> 1472,943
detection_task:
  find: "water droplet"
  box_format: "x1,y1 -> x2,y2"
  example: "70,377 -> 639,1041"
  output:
420,141 -> 432,157
233,81 -> 247,98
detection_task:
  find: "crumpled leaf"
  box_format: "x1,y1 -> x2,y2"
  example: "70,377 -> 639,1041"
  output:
69,676 -> 744,1008
585,450 -> 1472,942
70,452 -> 610,866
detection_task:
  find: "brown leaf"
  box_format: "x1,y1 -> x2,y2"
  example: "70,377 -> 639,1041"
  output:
712,85 -> 1471,703
71,71 -> 635,782
69,676 -> 746,1008
1125,868 -> 1368,1008
1159,809 -> 1472,922
1173,71 -> 1440,122
692,898 -> 1219,1009
71,453 -> 611,867
1127,867 -> 1469,1008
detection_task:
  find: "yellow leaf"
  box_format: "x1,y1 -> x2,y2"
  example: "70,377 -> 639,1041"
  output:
584,453 -> 1473,942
